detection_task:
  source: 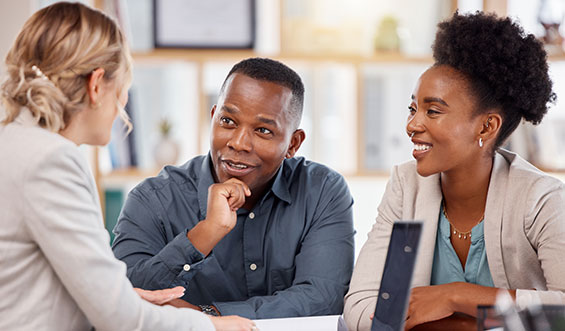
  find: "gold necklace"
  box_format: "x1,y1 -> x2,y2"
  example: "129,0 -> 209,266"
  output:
442,205 -> 484,240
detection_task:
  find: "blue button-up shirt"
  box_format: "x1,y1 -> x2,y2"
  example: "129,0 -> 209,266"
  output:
431,208 -> 494,287
112,154 -> 355,319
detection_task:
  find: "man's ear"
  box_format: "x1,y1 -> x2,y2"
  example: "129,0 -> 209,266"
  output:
210,105 -> 217,119
87,68 -> 105,106
285,129 -> 306,158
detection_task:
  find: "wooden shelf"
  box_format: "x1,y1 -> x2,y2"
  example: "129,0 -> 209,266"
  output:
549,54 -> 565,61
99,168 -> 161,189
101,167 -> 160,178
132,48 -> 256,62
132,48 -> 565,64
132,49 -> 433,64
277,52 -> 433,64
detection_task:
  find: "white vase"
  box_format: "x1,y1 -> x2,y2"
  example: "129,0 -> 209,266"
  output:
154,136 -> 179,168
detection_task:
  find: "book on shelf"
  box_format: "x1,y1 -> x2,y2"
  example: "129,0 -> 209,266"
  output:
104,189 -> 124,244
103,61 -> 200,174
309,62 -> 358,175
361,63 -> 429,171
107,91 -> 137,170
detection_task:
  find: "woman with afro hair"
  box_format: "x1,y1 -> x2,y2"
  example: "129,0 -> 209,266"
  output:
344,11 -> 565,330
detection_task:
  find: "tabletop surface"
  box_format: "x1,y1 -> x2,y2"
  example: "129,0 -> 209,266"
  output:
254,314 -> 343,331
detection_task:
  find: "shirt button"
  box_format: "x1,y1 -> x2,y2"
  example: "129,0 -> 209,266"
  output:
249,212 -> 255,219
381,292 -> 390,300
183,264 -> 191,272
249,263 -> 257,271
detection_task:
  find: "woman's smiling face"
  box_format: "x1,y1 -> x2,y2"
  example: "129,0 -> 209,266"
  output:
406,65 -> 486,177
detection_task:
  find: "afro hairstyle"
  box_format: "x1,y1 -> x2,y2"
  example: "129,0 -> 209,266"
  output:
432,11 -> 556,147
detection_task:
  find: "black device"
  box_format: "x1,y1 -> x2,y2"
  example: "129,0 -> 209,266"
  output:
371,222 -> 423,331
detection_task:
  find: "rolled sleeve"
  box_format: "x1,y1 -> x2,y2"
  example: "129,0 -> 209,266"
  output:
213,301 -> 258,319
112,191 -> 209,290
516,177 -> 565,307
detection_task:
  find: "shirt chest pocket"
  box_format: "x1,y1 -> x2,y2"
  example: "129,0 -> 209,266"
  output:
269,265 -> 296,293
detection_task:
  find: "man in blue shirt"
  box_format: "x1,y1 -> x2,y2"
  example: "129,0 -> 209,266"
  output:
112,58 -> 355,319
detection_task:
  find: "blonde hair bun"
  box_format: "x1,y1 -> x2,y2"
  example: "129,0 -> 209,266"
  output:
1,2 -> 132,132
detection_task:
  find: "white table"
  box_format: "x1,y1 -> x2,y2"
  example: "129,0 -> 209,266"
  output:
254,315 -> 343,331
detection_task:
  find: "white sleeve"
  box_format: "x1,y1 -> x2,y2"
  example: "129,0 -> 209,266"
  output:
23,144 -> 215,331
516,177 -> 565,308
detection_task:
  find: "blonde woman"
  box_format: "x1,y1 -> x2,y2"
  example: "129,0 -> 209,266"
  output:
0,2 -> 254,331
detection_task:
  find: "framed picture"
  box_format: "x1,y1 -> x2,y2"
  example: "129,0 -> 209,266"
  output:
153,0 -> 255,49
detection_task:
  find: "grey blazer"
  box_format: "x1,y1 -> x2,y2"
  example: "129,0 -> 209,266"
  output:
0,109 -> 214,331
343,149 -> 565,331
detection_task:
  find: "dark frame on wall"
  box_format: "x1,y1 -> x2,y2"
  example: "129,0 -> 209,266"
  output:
153,0 -> 255,49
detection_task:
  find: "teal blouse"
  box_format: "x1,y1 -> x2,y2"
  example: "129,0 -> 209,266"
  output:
430,208 -> 494,287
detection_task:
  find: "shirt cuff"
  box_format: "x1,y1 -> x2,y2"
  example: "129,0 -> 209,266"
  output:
159,229 -> 209,284
213,301 -> 257,319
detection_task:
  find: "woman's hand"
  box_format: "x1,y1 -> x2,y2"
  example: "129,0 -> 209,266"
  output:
404,284 -> 457,330
134,286 -> 186,305
209,315 -> 259,331
404,282 -> 503,330
408,313 -> 476,331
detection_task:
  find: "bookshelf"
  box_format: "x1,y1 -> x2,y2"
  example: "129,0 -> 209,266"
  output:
92,50 -> 433,223
95,50 -> 565,214
93,0 -> 565,227
94,51 -> 433,173
131,49 -> 433,63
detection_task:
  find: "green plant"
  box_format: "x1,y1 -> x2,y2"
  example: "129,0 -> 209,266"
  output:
158,118 -> 172,137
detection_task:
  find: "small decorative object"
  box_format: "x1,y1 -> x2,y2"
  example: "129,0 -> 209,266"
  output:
374,16 -> 401,52
153,118 -> 179,168
538,0 -> 565,54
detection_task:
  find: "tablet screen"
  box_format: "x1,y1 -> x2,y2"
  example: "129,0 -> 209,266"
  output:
372,222 -> 422,331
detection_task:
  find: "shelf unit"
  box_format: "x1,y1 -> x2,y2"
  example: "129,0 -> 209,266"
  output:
91,50 -> 434,218
92,0 -> 565,222
94,49 -> 565,218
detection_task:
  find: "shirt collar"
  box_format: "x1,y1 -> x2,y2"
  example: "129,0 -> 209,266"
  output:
269,161 -> 292,204
197,154 -> 292,217
197,154 -> 216,218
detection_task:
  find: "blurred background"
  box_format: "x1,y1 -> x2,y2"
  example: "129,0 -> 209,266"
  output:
1,0 -> 564,257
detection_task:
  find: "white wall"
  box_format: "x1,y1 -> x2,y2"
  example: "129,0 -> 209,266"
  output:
0,1 -> 95,74
0,0 -> 34,74
346,176 -> 389,261
0,0 -> 33,120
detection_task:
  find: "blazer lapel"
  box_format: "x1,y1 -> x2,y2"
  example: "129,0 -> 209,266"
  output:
412,173 -> 443,286
484,152 -> 510,288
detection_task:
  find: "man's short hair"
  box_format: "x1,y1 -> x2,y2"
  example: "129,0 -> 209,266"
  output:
220,57 -> 305,129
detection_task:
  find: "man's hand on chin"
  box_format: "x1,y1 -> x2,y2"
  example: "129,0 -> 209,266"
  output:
187,178 -> 251,256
